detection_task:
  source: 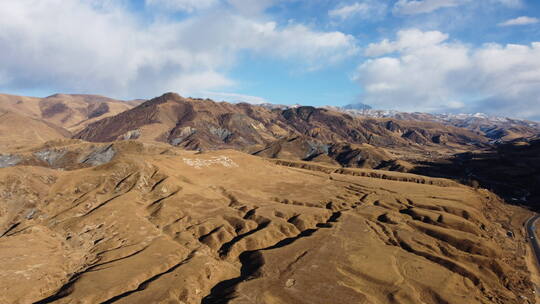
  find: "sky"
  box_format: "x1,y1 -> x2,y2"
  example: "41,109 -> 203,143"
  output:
0,0 -> 540,120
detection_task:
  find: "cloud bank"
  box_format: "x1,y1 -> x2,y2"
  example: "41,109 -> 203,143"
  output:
0,0 -> 357,99
356,29 -> 540,120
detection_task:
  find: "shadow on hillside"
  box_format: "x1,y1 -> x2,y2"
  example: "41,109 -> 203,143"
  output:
411,139 -> 540,211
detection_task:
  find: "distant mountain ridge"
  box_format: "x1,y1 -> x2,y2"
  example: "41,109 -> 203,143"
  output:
341,102 -> 372,110
315,106 -> 540,142
257,102 -> 539,142
73,92 -> 493,169
0,93 -> 142,150
3,91 -> 539,169
0,93 -> 141,133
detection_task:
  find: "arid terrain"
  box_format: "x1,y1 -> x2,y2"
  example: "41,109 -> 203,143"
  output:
0,93 -> 141,150
72,93 -> 493,167
1,93 -> 539,304
414,136 -> 540,210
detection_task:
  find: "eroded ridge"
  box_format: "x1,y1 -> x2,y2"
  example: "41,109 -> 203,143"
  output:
0,142 -> 533,304
202,211 -> 342,304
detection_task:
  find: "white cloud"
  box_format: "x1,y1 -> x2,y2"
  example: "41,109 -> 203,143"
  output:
172,15 -> 358,67
499,16 -> 539,27
391,0 -> 522,17
330,3 -> 370,19
356,29 -> 540,119
145,0 -> 220,12
202,92 -> 267,104
329,1 -> 387,20
0,0 -> 357,99
393,0 -> 467,15
364,29 -> 448,56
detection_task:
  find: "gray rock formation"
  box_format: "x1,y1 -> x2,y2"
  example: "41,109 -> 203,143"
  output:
0,154 -> 21,168
34,150 -> 67,167
79,145 -> 116,166
171,127 -> 197,146
209,127 -> 233,142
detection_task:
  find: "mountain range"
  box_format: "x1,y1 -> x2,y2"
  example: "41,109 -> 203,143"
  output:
0,92 -> 539,304
332,105 -> 540,142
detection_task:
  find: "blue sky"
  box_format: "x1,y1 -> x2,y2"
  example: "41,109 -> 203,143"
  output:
0,0 -> 539,119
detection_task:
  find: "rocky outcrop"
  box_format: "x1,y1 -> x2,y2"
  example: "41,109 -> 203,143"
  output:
74,93 -> 489,168
0,154 -> 21,168
79,144 -> 116,166
34,150 -> 67,166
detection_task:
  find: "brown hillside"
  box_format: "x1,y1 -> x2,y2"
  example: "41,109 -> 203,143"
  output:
0,111 -> 70,151
0,141 -> 533,303
74,93 -> 489,168
0,93 -> 139,133
414,136 -> 540,210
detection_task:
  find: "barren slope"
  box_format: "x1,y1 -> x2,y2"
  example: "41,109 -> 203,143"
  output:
0,111 -> 70,151
74,93 -> 488,168
0,141 -> 533,304
0,93 -> 139,133
415,136 -> 540,210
